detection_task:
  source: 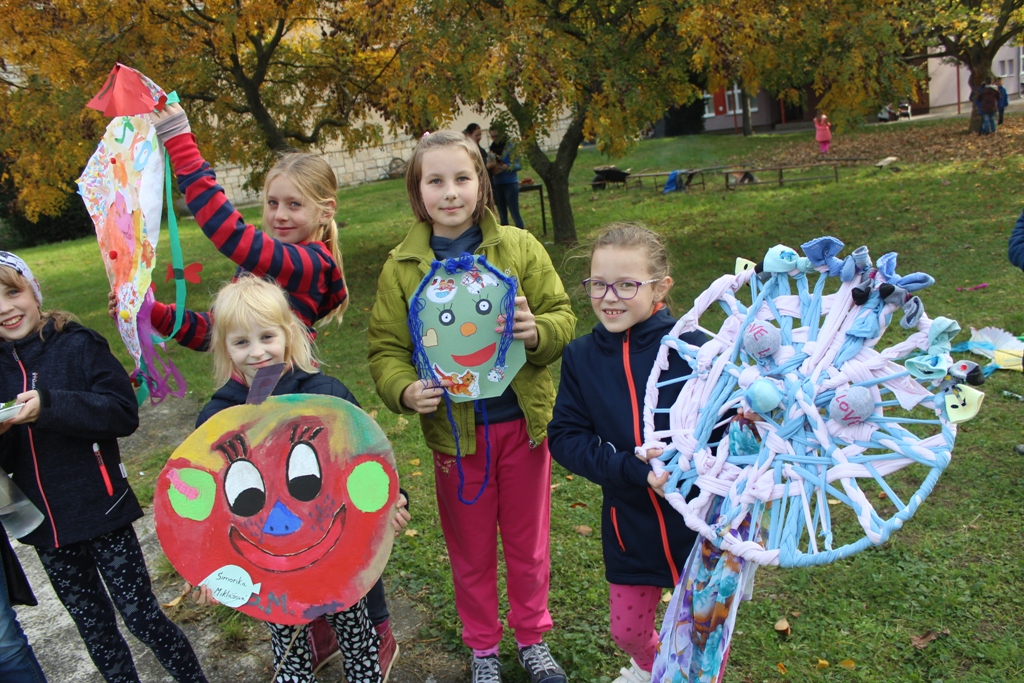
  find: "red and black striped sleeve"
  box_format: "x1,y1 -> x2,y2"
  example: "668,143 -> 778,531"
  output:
162,134 -> 347,328
150,300 -> 212,352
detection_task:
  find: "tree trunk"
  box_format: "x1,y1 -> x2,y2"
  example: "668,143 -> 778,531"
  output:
741,87 -> 753,136
963,49 -> 996,135
518,111 -> 588,245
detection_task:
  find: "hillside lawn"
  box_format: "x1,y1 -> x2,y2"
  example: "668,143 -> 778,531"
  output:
15,115 -> 1024,682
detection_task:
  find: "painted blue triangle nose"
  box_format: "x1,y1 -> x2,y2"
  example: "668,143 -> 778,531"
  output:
263,501 -> 303,536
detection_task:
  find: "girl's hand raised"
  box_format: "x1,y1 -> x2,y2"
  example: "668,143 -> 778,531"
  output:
149,103 -> 191,144
400,379 -> 452,414
497,296 -> 538,349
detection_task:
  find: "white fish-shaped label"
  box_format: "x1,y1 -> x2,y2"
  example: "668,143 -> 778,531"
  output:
201,565 -> 262,608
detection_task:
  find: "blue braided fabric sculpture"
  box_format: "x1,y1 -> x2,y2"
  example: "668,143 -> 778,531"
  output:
644,238 -> 984,683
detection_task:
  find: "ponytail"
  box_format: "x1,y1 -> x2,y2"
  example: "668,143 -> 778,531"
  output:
315,218 -> 349,326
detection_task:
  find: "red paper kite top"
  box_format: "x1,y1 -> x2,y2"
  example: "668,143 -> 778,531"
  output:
87,63 -> 167,117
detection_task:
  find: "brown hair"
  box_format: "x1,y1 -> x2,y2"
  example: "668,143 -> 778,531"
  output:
0,266 -> 74,338
262,152 -> 348,324
209,275 -> 318,386
405,131 -> 495,227
591,223 -> 672,283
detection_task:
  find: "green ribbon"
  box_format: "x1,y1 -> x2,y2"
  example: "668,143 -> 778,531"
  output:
153,90 -> 186,344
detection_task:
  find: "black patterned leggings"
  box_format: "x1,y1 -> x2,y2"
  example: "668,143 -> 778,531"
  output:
268,597 -> 381,683
35,525 -> 207,683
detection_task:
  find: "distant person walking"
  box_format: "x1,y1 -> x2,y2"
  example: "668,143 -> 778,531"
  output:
489,126 -> 526,229
997,78 -> 1009,125
813,112 -> 833,154
464,123 -> 497,191
978,81 -> 1000,134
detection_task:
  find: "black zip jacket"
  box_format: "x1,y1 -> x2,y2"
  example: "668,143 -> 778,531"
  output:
197,369 -> 359,428
549,308 -> 705,587
0,320 -> 141,548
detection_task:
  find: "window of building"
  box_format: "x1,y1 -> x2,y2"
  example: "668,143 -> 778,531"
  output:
725,84 -> 759,115
703,92 -> 714,118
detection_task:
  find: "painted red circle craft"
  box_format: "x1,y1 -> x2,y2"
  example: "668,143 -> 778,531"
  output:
154,395 -> 398,625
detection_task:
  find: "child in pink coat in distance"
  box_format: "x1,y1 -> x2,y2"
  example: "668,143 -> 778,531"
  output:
814,112 -> 833,154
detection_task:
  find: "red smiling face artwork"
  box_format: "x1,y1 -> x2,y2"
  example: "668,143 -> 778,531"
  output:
154,395 -> 398,625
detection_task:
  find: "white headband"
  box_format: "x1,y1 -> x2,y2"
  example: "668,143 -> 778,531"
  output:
0,251 -> 42,306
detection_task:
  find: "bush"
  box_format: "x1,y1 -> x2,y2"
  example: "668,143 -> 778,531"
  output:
0,157 -> 94,248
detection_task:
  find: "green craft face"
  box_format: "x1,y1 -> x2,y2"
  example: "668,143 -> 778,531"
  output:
415,264 -> 525,402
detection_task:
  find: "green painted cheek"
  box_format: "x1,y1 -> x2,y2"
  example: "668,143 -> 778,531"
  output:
347,461 -> 391,513
167,468 -> 217,521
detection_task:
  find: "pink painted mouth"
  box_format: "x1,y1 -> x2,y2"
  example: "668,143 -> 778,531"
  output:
452,343 -> 496,367
229,505 -> 346,573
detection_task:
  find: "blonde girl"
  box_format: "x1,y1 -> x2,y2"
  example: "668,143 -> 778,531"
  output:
368,131 -> 575,683
196,276 -> 410,683
119,103 -> 348,351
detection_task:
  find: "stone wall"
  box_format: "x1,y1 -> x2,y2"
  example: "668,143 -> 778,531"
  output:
214,113 -> 573,207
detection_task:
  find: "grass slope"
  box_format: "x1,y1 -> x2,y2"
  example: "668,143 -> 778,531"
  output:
15,116 -> 1024,682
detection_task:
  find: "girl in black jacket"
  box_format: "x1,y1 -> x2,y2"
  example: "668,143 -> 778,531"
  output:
0,251 -> 207,683
549,226 -> 704,683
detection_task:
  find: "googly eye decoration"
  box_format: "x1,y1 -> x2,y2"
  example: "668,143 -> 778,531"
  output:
154,395 -> 398,625
640,237 -> 983,568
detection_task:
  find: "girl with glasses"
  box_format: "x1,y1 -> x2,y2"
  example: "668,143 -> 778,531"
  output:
549,224 -> 705,683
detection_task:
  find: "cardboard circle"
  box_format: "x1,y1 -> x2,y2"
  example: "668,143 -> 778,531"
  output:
154,395 -> 398,624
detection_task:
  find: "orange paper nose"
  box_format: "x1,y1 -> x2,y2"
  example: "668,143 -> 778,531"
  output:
460,322 -> 477,336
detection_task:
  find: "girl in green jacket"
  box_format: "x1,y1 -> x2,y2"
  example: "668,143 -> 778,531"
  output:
367,131 -> 575,683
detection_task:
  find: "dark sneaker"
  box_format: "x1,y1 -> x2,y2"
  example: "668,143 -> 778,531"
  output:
472,654 -> 503,683
517,643 -> 566,683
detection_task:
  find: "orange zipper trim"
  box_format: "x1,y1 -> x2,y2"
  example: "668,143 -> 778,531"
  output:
622,331 -> 679,584
14,352 -> 59,547
610,506 -> 626,552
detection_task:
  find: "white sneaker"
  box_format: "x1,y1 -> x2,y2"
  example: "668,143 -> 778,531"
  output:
612,659 -> 652,683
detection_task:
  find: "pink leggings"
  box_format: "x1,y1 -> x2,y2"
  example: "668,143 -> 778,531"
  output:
818,140 -> 831,154
609,583 -> 662,672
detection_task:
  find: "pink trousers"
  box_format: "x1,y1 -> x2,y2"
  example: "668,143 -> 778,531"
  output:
433,419 -> 554,650
609,583 -> 662,671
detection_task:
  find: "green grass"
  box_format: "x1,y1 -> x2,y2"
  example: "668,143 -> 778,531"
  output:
15,118 -> 1024,682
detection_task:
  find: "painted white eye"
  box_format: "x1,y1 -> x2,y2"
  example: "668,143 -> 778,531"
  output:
224,460 -> 265,517
287,442 -> 322,502
476,299 -> 492,315
439,309 -> 455,326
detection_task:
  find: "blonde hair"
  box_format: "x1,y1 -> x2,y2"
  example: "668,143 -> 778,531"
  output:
405,131 -> 495,227
0,266 -> 73,338
591,222 -> 673,283
210,275 -> 318,386
262,152 -> 349,324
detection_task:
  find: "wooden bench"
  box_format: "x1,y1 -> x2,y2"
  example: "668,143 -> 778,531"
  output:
627,166 -> 729,192
722,162 -> 840,190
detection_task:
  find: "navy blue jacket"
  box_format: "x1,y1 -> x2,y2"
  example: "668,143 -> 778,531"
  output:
197,369 -> 359,427
0,320 -> 141,548
1010,207 -> 1024,272
549,308 -> 704,587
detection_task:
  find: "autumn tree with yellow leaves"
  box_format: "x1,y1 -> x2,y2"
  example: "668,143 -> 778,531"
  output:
0,0 -> 402,222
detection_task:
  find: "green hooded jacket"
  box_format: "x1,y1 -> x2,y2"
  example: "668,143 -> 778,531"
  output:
368,211 -> 576,455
